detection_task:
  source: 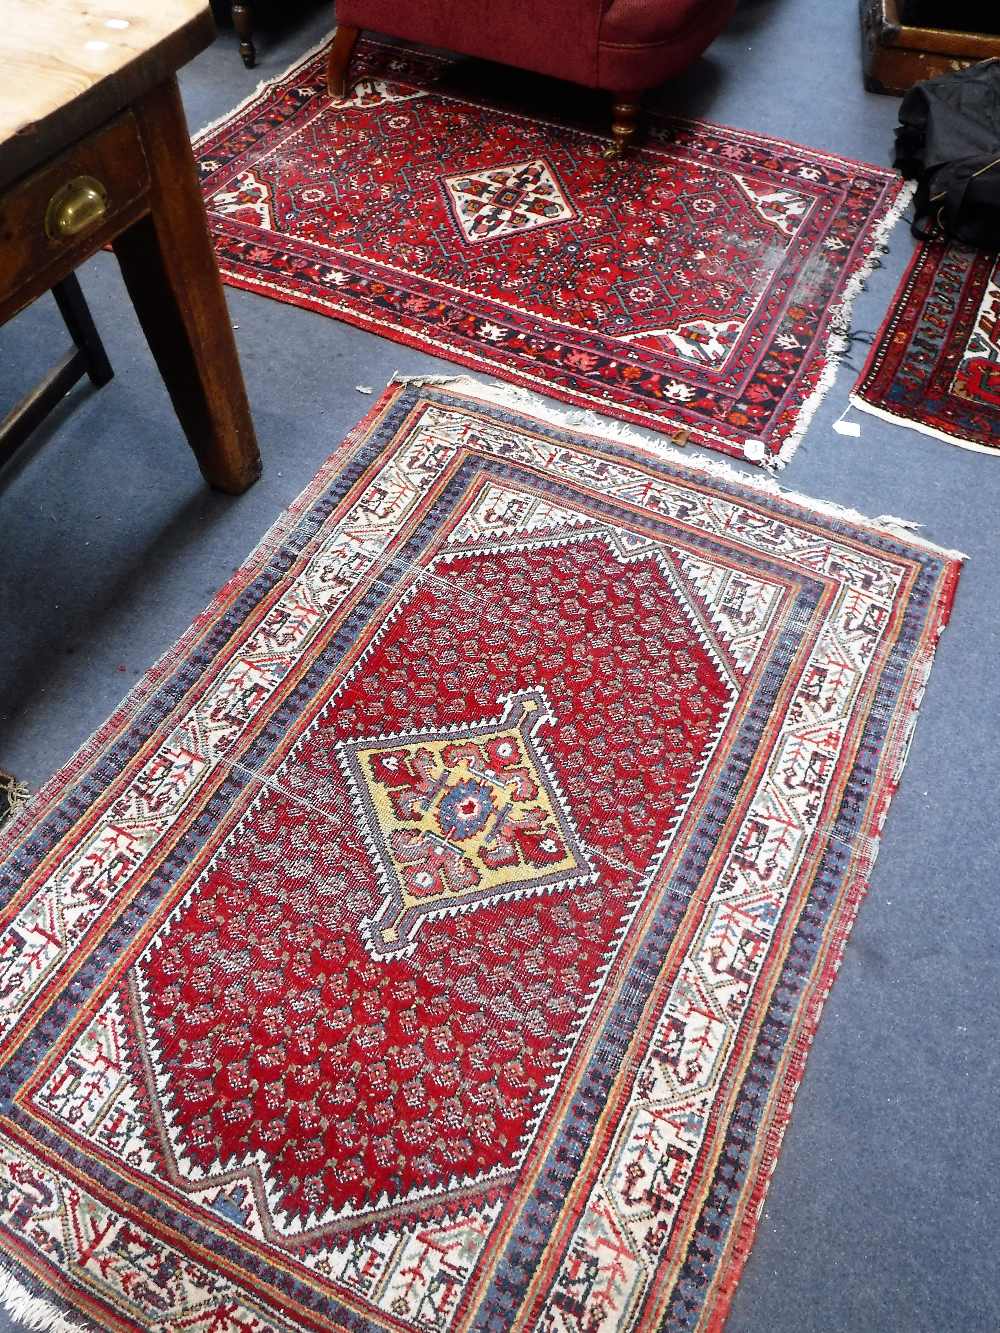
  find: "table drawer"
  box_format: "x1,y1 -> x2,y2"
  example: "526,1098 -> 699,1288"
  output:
0,111 -> 150,309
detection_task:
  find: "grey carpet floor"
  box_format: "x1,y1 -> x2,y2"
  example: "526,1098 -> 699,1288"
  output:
1,1 -> 997,1329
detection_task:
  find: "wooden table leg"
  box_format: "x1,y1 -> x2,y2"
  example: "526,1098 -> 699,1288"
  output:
52,274 -> 113,388
113,76 -> 261,495
232,2 -> 256,68
0,275 -> 115,464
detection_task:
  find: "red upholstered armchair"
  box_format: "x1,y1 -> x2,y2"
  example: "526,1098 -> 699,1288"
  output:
326,0 -> 737,151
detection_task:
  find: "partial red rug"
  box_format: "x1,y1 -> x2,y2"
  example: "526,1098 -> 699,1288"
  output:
196,38 -> 907,468
0,380 -> 961,1331
853,235 -> 1000,455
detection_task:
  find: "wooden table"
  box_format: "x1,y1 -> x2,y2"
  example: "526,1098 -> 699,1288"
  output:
0,0 -> 261,494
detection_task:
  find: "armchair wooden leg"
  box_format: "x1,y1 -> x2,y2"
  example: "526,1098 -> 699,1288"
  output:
327,24 -> 361,97
232,3 -> 256,68
604,101 -> 641,158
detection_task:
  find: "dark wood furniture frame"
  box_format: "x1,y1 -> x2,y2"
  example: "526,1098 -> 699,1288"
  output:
232,1 -> 255,67
0,274 -> 113,465
326,23 -> 359,96
2,4 -> 262,495
861,0 -> 1000,94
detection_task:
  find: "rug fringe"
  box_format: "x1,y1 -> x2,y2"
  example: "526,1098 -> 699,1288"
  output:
391,372 -> 969,560
771,179 -> 916,469
848,392 -> 1000,456
0,1266 -> 88,1333
0,771 -> 31,826
390,371 -> 679,456
192,30 -> 337,145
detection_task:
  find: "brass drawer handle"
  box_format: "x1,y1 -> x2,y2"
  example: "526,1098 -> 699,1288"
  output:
45,176 -> 108,240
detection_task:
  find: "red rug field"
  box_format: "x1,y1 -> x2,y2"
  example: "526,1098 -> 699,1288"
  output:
196,38 -> 906,468
0,381 -> 961,1331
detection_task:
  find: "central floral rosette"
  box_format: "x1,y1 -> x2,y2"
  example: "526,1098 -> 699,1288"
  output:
339,691 -> 593,956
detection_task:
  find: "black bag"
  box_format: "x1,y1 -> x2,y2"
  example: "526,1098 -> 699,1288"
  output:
894,58 -> 1000,247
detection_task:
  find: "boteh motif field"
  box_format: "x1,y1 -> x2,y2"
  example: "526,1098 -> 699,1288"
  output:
0,383 -> 962,1331
196,38 -> 908,468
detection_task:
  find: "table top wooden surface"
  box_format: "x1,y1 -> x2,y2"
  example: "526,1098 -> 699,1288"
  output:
0,0 -> 216,191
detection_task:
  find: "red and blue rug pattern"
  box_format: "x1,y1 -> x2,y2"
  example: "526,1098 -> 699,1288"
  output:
853,236 -> 1000,454
196,38 -> 905,468
0,382 -> 961,1330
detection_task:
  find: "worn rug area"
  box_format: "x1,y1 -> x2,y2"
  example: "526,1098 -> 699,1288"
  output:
0,774 -> 27,835
197,38 -> 906,468
853,235 -> 1000,454
0,381 -> 961,1331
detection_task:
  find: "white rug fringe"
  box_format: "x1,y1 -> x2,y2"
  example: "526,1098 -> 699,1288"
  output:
0,1266 -> 87,1333
391,372 -> 968,560
849,393 -> 1000,457
417,175 -> 914,473
770,180 -> 916,469
192,30 -> 336,144
390,371 -> 676,457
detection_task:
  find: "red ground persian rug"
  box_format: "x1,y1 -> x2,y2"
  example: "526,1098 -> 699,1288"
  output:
0,380 -> 962,1332
196,37 -> 908,468
853,235 -> 1000,455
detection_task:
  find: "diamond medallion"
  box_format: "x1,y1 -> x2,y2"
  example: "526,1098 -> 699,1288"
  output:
339,690 -> 594,956
442,157 -> 576,243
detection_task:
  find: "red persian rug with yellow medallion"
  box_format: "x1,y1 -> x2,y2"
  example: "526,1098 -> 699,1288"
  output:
196,38 -> 908,468
0,381 -> 961,1332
